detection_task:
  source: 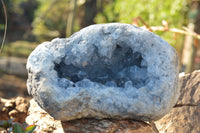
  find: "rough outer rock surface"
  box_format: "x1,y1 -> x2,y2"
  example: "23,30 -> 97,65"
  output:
26,99 -> 157,133
62,119 -> 157,133
26,23 -> 179,121
155,70 -> 200,133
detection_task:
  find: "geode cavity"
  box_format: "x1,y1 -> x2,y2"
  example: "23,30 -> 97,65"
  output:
26,23 -> 179,121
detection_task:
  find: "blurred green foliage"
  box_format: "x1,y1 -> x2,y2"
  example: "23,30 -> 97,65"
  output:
2,0 -> 37,25
0,0 -> 38,41
32,0 -> 69,42
0,41 -> 38,58
96,0 -> 188,25
95,0 -> 189,50
0,0 -> 191,57
0,118 -> 36,133
32,0 -> 87,42
31,0 -> 189,50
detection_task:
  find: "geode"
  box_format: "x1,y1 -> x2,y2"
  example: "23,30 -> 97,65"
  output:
26,23 -> 179,121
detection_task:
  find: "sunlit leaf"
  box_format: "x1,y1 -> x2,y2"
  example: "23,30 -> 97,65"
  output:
25,125 -> 37,133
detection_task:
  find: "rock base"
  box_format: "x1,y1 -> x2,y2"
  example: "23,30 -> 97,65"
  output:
0,70 -> 199,133
26,99 -> 156,133
155,70 -> 200,133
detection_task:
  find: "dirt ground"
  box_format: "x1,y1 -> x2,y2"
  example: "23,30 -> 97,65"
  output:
0,71 -> 30,98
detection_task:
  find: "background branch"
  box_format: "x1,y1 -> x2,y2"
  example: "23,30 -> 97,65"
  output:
0,0 -> 7,53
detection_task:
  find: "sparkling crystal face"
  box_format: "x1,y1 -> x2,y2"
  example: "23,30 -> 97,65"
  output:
54,44 -> 149,89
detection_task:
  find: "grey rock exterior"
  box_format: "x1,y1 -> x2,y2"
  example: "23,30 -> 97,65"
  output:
26,23 -> 179,121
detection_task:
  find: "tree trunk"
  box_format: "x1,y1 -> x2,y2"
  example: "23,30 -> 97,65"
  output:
66,0 -> 77,37
181,1 -> 199,73
81,0 -> 98,28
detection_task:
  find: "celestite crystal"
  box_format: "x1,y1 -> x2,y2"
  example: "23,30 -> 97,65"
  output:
27,23 -> 179,121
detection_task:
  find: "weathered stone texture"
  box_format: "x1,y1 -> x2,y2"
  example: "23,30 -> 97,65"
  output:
155,70 -> 200,133
62,119 -> 156,133
26,99 -> 157,133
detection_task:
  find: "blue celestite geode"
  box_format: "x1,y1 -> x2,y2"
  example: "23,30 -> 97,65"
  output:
26,23 -> 179,121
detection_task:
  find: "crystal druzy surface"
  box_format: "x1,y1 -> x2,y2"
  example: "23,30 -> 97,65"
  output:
27,23 -> 179,121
